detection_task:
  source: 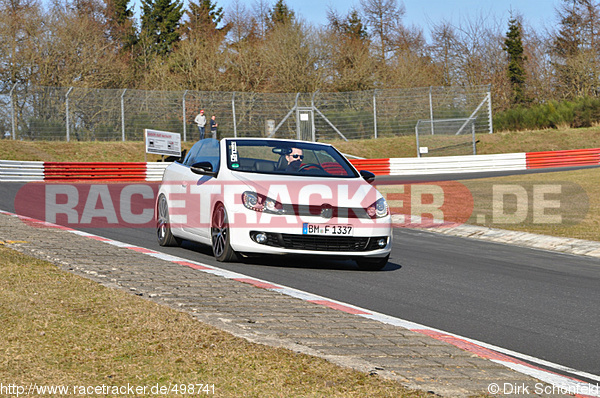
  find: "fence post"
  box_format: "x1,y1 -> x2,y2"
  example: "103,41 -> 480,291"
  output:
311,91 -> 318,142
121,89 -> 127,141
415,123 -> 421,158
429,86 -> 435,135
65,87 -> 73,142
373,90 -> 378,139
232,92 -> 237,138
487,85 -> 493,134
9,83 -> 17,139
182,90 -> 188,141
472,123 -> 476,155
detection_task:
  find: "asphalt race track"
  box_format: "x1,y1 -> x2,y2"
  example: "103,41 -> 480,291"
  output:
1,177 -> 599,380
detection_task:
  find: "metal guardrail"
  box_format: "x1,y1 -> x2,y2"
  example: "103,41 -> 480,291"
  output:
0,161 -> 168,182
526,148 -> 600,169
0,160 -> 45,181
2,149 -> 598,182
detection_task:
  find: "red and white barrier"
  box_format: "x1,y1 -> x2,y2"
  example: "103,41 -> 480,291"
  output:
526,148 -> 600,169
351,147 -> 600,176
0,161 -> 168,182
1,148 -> 599,182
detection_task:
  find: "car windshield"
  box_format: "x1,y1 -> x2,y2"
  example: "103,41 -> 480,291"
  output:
226,139 -> 358,178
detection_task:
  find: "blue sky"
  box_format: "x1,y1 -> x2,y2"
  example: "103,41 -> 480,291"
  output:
125,0 -> 560,36
210,0 -> 560,33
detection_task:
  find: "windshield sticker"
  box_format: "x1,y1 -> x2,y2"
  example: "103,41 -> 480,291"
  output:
230,142 -> 238,163
231,163 -> 240,168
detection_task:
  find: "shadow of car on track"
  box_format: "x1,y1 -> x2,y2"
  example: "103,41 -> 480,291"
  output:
178,240 -> 402,272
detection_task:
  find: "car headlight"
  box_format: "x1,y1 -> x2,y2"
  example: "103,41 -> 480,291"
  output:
242,191 -> 285,215
366,197 -> 389,218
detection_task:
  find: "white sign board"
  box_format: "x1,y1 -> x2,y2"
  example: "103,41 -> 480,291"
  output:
419,146 -> 429,154
145,129 -> 181,157
265,119 -> 275,136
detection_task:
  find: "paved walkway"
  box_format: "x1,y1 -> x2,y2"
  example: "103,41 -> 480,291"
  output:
0,212 -> 582,397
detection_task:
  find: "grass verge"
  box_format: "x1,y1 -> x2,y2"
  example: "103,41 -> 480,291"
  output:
377,167 -> 599,242
0,245 -> 423,397
458,168 -> 600,241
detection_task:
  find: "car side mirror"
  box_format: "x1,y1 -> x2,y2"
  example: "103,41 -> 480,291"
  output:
191,161 -> 217,177
359,170 -> 376,183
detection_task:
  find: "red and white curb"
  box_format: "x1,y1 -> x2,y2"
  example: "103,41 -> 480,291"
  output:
2,208 -> 599,397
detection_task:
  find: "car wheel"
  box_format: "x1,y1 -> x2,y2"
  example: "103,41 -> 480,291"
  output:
211,203 -> 238,262
356,254 -> 389,271
157,194 -> 181,247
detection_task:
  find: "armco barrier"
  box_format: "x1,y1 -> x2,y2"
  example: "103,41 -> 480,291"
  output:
1,148 -> 599,182
0,161 -> 168,182
44,162 -> 148,181
146,162 -> 170,181
526,147 -> 600,169
348,159 -> 391,175
386,153 -> 527,176
0,160 -> 45,182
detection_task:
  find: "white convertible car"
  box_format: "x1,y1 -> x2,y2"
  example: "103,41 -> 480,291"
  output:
156,138 -> 392,270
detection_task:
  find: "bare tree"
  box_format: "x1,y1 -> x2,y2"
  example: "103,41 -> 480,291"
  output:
550,0 -> 600,98
322,8 -> 376,91
0,0 -> 44,90
429,20 -> 458,86
143,32 -> 229,91
261,21 -> 322,92
222,0 -> 268,91
224,0 -> 257,43
359,0 -> 404,62
521,26 -> 556,104
35,0 -> 130,88
252,0 -> 270,38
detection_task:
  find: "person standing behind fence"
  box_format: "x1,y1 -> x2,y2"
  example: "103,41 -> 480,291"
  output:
210,115 -> 218,139
194,109 -> 206,140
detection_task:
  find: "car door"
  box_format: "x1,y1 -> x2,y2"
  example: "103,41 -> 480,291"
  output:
181,139 -> 221,239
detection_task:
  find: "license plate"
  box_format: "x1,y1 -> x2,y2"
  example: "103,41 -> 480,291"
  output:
302,223 -> 353,236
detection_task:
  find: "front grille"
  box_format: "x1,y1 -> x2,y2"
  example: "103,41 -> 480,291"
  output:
256,232 -> 387,252
284,205 -> 371,219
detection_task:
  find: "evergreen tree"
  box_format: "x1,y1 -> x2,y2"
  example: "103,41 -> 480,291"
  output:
504,16 -> 527,105
326,8 -> 373,91
329,8 -> 368,41
104,0 -> 137,51
140,0 -> 184,56
345,10 -> 368,41
265,0 -> 294,31
184,0 -> 228,40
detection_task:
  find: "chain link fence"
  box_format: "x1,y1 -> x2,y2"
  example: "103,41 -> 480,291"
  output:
1,84 -> 492,155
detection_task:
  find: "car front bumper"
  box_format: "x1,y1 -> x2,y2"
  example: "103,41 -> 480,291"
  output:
226,208 -> 392,258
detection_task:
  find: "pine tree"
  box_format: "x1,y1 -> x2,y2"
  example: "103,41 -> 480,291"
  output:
184,0 -> 228,40
140,0 -> 184,56
329,8 -> 368,41
345,10 -> 368,41
265,0 -> 294,31
503,17 -> 527,105
104,0 -> 137,51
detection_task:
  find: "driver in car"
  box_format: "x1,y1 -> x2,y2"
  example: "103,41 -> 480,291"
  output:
285,148 -> 304,171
